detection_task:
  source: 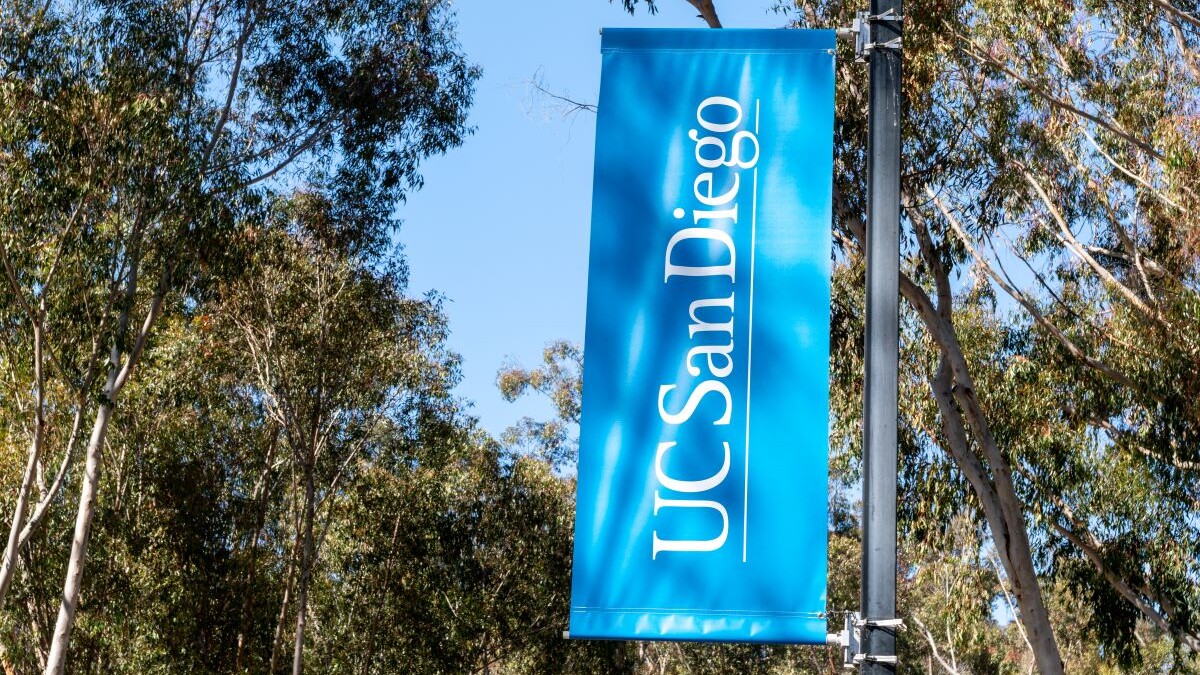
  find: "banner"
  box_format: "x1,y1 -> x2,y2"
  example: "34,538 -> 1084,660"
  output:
570,28 -> 835,644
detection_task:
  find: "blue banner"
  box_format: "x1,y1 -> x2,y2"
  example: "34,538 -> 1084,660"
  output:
570,28 -> 834,645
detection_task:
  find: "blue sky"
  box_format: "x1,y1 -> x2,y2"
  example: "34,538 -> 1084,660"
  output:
398,0 -> 787,436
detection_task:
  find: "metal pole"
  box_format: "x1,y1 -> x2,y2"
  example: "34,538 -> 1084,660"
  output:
861,0 -> 901,670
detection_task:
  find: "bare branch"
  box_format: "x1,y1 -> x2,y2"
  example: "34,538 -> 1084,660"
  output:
233,120 -> 336,191
18,390 -> 88,548
111,266 -> 172,394
988,549 -> 1035,658
1081,244 -> 1168,279
1168,18 -> 1200,81
202,0 -> 256,170
1023,172 -> 1158,320
1076,131 -> 1183,212
903,196 -> 953,322
527,74 -> 597,116
1048,517 -> 1200,652
1053,138 -> 1171,302
42,196 -> 90,293
0,235 -> 35,322
1089,416 -> 1200,471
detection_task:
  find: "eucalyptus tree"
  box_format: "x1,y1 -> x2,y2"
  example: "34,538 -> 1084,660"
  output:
216,200 -> 470,675
0,8 -> 232,663
37,308 -> 274,675
0,0 -> 476,669
783,0 -> 1200,669
906,6 -> 1200,662
0,208 -> 484,674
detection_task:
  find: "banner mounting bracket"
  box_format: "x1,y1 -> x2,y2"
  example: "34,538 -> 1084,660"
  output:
836,10 -> 903,63
829,613 -> 907,670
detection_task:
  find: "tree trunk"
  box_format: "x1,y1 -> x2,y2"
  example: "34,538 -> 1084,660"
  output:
36,194 -> 163,675
0,439 -> 41,609
0,318 -> 45,608
901,272 -> 1064,674
684,0 -> 722,27
269,530 -> 301,674
236,428 -> 278,672
927,357 -> 1063,675
950,378 -> 1062,674
42,389 -> 114,675
291,460 -> 316,675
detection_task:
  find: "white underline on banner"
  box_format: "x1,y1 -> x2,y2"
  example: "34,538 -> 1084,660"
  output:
743,99 -> 760,564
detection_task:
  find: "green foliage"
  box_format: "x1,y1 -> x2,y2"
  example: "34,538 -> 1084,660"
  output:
0,0 -> 479,669
783,0 -> 1200,664
0,200 -> 595,674
613,0 -> 660,16
497,340 -> 582,470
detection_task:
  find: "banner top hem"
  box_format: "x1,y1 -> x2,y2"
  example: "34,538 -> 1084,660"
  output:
600,27 -> 836,53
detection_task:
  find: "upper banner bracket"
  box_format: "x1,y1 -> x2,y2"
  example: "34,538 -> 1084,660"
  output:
836,10 -> 903,63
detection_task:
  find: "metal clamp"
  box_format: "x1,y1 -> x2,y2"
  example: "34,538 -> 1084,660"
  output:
835,17 -> 862,42
855,617 -> 906,630
853,654 -> 900,665
836,9 -> 903,62
829,614 -> 906,669
861,37 -> 903,55
867,7 -> 904,22
843,617 -> 905,669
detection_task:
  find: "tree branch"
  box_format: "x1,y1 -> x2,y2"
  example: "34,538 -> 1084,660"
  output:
202,0 -> 256,171
956,38 -> 1164,160
924,185 -> 1147,395
684,0 -> 722,27
1150,0 -> 1200,31
912,614 -> 963,675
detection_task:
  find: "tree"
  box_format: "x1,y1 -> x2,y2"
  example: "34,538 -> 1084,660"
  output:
497,340 -> 582,471
0,0 -> 477,669
0,195 -> 540,674
217,200 -> 466,674
613,0 -> 724,27
780,0 -> 1200,667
